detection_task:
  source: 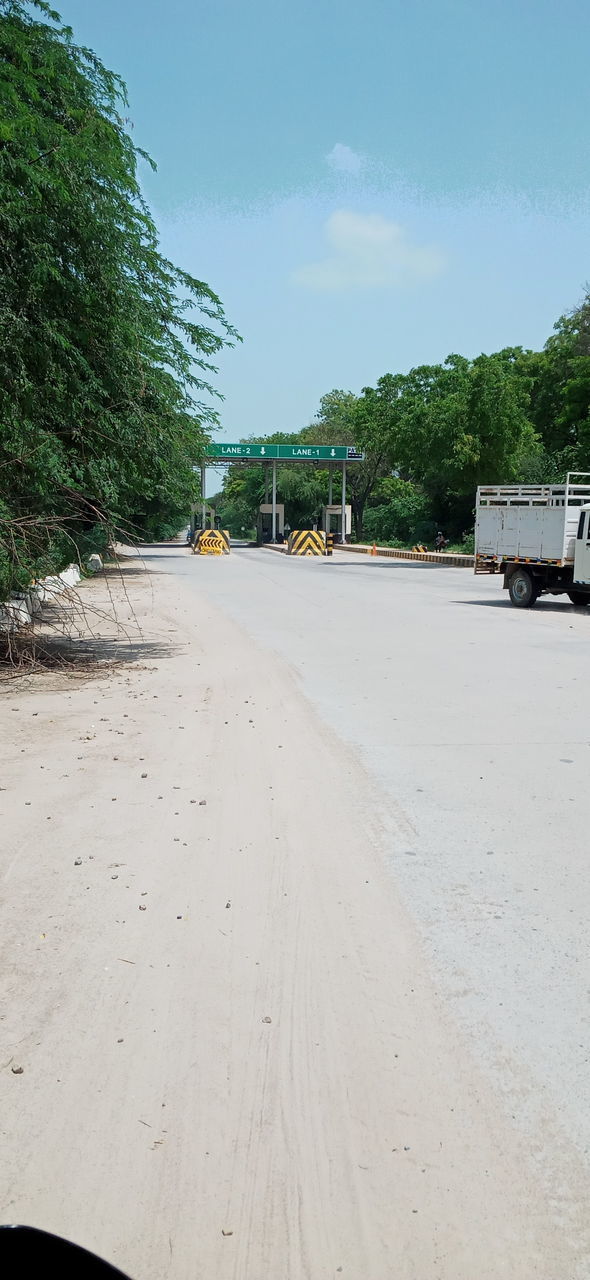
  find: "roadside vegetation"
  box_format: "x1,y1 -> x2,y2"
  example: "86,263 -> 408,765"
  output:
215,300 -> 590,545
0,0 -> 236,601
2,3 -> 588,585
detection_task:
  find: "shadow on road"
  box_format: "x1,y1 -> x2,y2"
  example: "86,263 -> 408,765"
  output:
0,634 -> 179,679
102,565 -> 152,578
71,636 -> 180,662
136,542 -> 187,550
455,598 -> 585,613
135,552 -> 188,562
328,558 -> 461,570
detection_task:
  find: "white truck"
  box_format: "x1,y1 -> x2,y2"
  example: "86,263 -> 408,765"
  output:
474,473 -> 590,608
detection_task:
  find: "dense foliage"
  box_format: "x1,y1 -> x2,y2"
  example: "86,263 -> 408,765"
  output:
0,1 -> 236,598
216,295 -> 590,545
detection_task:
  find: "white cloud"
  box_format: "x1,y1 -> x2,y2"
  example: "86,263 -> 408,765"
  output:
325,143 -> 363,174
293,211 -> 446,291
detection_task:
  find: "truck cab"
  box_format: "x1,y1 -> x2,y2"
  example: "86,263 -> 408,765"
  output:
574,504 -> 590,589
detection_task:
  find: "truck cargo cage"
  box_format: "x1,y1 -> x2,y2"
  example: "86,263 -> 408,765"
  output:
474,473 -> 590,573
476,474 -> 590,510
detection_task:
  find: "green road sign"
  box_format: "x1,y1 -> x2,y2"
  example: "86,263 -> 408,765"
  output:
205,443 -> 270,459
204,443 -> 365,461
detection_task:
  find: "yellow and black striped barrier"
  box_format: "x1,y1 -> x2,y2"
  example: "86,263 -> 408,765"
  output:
192,529 -> 230,555
287,530 -> 326,556
326,532 -> 334,556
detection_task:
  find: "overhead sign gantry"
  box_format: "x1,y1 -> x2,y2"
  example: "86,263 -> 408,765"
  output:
200,442 -> 365,543
205,444 -> 364,461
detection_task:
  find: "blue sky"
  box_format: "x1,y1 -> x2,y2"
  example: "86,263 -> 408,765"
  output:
60,0 -> 590,445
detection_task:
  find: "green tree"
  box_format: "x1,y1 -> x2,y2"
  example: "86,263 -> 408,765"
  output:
363,477 -> 431,545
0,0 -> 236,598
383,352 -> 537,534
525,293 -> 590,475
210,490 -> 255,538
301,389 -> 390,539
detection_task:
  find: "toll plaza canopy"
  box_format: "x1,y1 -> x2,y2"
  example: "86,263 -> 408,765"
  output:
203,443 -> 365,462
197,443 -> 365,543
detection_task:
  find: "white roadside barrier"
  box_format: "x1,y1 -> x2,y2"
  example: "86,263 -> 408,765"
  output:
0,562 -> 83,632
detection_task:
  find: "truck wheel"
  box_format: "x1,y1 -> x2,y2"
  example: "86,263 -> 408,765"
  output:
567,591 -> 590,606
508,569 -> 538,608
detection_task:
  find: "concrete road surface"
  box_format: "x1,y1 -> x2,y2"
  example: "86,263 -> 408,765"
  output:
178,548 -> 590,1139
1,544 -> 589,1279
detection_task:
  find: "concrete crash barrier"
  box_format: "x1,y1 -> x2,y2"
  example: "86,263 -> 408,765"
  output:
192,529 -> 230,555
339,544 -> 474,568
0,595 -> 34,629
287,530 -> 327,556
0,563 -> 83,632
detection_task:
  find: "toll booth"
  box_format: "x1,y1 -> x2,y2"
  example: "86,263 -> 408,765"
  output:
189,504 -> 219,542
199,505 -> 219,530
321,504 -> 352,543
257,503 -> 285,544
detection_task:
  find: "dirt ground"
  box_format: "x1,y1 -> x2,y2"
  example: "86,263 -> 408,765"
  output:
0,551 -> 588,1279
